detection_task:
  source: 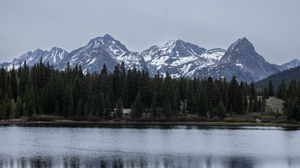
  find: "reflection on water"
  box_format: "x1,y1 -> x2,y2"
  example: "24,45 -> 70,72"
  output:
0,155 -> 258,168
0,126 -> 300,168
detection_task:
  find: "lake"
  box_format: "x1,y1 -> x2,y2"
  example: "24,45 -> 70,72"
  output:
0,125 -> 300,168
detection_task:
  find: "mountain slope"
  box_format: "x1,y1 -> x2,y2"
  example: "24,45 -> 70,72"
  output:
256,66 -> 300,89
280,59 -> 300,70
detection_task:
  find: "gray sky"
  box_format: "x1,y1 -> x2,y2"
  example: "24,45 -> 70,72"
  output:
0,0 -> 299,64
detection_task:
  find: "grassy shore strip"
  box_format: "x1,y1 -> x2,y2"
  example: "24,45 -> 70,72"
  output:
0,120 -> 300,128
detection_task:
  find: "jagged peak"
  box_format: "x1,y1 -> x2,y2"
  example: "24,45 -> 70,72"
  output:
227,37 -> 255,53
149,45 -> 159,49
162,39 -> 203,50
87,34 -> 129,53
163,39 -> 189,47
90,34 -> 116,43
103,34 -> 115,41
33,48 -> 46,53
24,51 -> 33,55
174,39 -> 186,44
162,40 -> 176,47
240,37 -> 249,41
50,47 -> 66,52
237,37 -> 252,46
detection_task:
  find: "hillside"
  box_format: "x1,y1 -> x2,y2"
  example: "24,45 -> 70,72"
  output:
256,66 -> 300,89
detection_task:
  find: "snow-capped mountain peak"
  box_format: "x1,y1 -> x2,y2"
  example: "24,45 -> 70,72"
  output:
158,39 -> 206,58
57,34 -> 148,74
141,39 -> 211,78
194,37 -> 280,82
88,34 -> 129,57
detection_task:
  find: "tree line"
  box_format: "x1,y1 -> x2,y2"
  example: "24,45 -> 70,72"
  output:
0,59 -> 275,121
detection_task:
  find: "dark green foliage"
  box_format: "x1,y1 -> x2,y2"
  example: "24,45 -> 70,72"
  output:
285,98 -> 300,121
115,98 -> 123,119
276,80 -> 286,99
212,101 -> 226,119
131,92 -> 143,119
104,94 -> 112,119
227,76 -> 238,115
3,61 -> 297,121
273,79 -> 300,121
268,81 -> 274,97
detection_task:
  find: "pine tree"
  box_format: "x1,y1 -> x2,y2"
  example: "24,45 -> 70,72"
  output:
16,96 -> 23,118
249,82 -> 257,113
104,94 -> 112,119
150,92 -> 158,119
276,80 -> 286,99
10,99 -> 17,118
197,88 -> 208,117
163,102 -> 172,119
217,100 -> 226,119
286,80 -> 298,99
285,97 -> 300,121
10,65 -> 18,100
115,98 -> 123,119
2,95 -> 11,119
138,71 -> 152,109
55,101 -> 60,116
131,92 -> 143,119
97,93 -> 104,117
234,85 -> 244,114
0,67 -> 7,100
228,76 -> 238,115
68,92 -> 74,118
24,85 -> 35,117
83,103 -> 89,117
75,100 -> 83,117
113,64 -> 121,105
268,80 -> 274,97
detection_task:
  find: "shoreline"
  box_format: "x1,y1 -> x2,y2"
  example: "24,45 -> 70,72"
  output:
0,120 -> 300,128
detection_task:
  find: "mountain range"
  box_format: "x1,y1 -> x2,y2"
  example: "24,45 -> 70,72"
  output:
1,34 -> 299,82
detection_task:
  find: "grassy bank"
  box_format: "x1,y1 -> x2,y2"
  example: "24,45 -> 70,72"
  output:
0,119 -> 300,128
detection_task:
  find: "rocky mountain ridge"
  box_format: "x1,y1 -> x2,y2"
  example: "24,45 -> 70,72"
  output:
1,34 -> 298,82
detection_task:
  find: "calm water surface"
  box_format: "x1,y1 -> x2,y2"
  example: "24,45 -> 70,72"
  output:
0,125 -> 300,168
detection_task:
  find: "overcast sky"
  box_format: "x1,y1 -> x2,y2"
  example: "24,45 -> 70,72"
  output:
0,0 -> 299,64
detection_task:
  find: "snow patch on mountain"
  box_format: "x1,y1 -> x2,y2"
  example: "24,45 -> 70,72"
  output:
141,39 -> 219,77
202,48 -> 226,61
